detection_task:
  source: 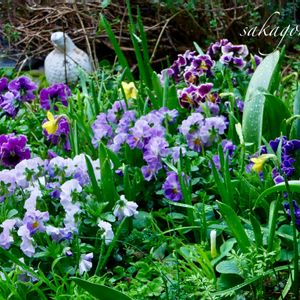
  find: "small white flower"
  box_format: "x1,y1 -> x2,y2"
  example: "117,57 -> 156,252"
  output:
79,253 -> 93,275
113,195 -> 138,221
98,220 -> 114,244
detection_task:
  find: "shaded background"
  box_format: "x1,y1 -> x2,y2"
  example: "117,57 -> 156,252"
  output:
0,0 -> 299,72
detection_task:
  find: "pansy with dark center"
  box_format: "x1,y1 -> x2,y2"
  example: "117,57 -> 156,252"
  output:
40,83 -> 71,111
0,134 -> 31,168
8,76 -> 37,102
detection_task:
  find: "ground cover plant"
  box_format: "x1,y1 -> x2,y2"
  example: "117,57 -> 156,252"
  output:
0,8 -> 300,300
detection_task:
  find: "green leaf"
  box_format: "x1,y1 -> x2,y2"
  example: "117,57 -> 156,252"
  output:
85,155 -> 102,202
255,180 -> 300,208
242,51 -> 280,150
250,214 -> 263,249
216,260 -> 241,275
217,201 -> 251,253
72,278 -> 133,300
263,94 -> 291,141
292,86 -> 300,139
99,15 -> 133,81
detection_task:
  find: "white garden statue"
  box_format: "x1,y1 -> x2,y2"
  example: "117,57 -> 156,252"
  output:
45,32 -> 93,85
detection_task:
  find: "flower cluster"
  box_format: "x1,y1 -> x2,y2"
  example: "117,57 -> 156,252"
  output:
207,39 -> 250,69
0,134 -> 31,168
40,83 -> 71,111
0,76 -> 37,117
179,112 -> 227,151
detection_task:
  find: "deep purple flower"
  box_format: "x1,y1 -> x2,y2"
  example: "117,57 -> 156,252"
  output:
43,117 -> 71,151
8,76 -> 37,102
0,91 -> 17,117
0,78 -> 9,96
284,200 -> 300,230
0,134 -> 31,167
163,171 -> 183,201
40,83 -> 71,111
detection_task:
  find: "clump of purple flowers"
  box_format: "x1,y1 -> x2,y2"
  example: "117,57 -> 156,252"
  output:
259,137 -> 300,184
284,200 -> 300,231
42,117 -> 71,151
207,39 -> 249,69
179,113 -> 227,151
0,134 -> 31,168
0,76 -> 37,117
40,83 -> 71,111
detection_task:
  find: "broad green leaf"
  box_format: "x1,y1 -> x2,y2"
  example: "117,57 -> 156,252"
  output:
72,278 -> 132,300
263,94 -> 291,141
242,51 -> 280,150
216,260 -> 241,275
217,201 -> 251,253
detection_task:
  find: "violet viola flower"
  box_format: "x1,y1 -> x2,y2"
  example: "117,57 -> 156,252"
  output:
0,77 -> 8,94
0,134 -> 31,168
212,139 -> 236,170
17,225 -> 35,257
284,200 -> 300,231
43,117 -> 71,151
8,76 -> 37,102
163,171 -> 183,201
92,113 -> 113,147
107,100 -> 128,124
40,83 -> 71,111
23,210 -> 49,235
247,54 -> 262,74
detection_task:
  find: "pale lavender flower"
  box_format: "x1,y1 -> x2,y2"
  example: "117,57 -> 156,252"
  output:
98,220 -> 114,245
113,195 -> 138,220
18,225 -> 35,257
0,219 -> 16,249
79,253 -> 93,275
23,210 -> 49,235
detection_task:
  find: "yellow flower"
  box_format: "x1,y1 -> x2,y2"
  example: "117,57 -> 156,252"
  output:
121,82 -> 137,100
42,111 -> 59,135
250,154 -> 275,173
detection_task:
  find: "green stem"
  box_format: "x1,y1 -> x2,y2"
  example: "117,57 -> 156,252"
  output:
283,176 -> 299,299
95,217 -> 128,275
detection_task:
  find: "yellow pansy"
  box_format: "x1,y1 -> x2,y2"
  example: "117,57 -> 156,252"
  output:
250,154 -> 275,173
42,111 -> 59,135
121,82 -> 137,100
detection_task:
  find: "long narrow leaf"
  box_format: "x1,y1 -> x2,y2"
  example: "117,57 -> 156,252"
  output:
217,201 -> 251,253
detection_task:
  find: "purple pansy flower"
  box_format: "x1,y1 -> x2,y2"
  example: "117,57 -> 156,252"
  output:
163,171 -> 183,201
40,83 -> 71,111
0,134 -> 31,168
43,117 -> 71,151
8,76 -> 37,102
